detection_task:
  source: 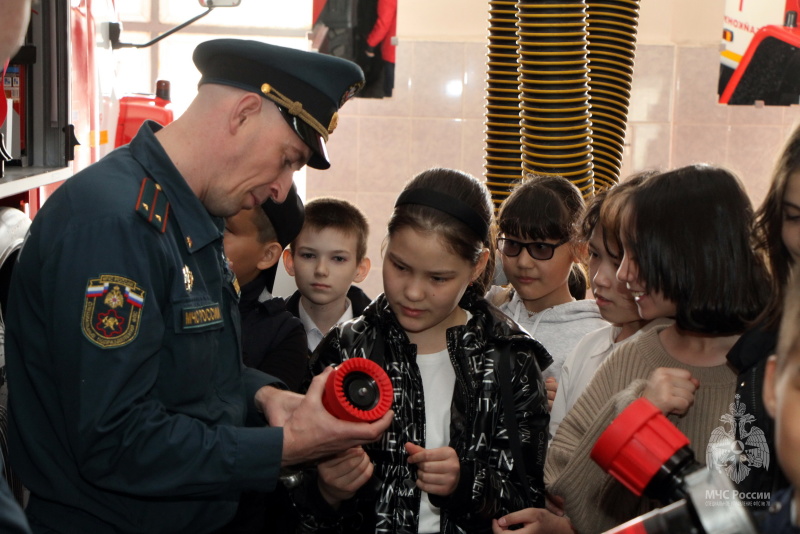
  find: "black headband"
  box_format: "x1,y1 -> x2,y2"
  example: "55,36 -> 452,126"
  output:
394,189 -> 490,240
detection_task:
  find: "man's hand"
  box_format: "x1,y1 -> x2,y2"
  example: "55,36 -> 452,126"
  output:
317,446 -> 373,508
405,442 -> 460,496
643,367 -> 700,416
255,386 -> 303,427
279,367 -> 393,467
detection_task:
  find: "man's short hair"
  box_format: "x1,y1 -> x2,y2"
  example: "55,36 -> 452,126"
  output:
291,197 -> 369,261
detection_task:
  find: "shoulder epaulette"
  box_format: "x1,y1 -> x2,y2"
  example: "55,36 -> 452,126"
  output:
135,177 -> 170,233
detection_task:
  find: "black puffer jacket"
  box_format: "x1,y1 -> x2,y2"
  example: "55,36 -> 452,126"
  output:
294,290 -> 552,534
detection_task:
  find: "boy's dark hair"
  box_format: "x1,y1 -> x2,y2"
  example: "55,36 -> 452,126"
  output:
291,197 -> 369,261
255,184 -> 305,292
498,174 -> 584,242
753,124 -> 800,330
251,207 -> 278,244
624,164 -> 769,334
388,168 -> 495,294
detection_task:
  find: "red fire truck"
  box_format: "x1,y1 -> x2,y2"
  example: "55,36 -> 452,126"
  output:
719,0 -> 800,105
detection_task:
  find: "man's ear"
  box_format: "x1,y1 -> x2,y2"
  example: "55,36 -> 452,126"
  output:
353,257 -> 371,283
282,248 -> 296,277
229,92 -> 263,134
763,355 -> 778,419
257,242 -> 284,271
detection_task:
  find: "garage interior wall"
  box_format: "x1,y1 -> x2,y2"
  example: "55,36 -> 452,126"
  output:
304,0 -> 797,297
118,0 -> 795,297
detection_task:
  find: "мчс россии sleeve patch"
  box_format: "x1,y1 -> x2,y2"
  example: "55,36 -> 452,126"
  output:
82,275 -> 146,348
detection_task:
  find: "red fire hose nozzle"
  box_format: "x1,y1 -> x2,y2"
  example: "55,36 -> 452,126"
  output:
591,397 -> 691,499
322,358 -> 393,423
592,398 -> 759,534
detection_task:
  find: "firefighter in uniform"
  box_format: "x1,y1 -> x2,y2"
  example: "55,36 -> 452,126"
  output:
4,39 -> 391,534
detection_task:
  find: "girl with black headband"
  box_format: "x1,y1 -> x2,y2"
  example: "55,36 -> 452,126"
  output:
292,167 -> 551,533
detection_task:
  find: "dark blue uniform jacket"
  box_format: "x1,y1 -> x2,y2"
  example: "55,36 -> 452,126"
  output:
5,122 -> 284,534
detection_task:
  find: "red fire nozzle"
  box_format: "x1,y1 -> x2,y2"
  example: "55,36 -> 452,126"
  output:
322,358 -> 393,423
593,398 -> 759,534
591,398 -> 691,500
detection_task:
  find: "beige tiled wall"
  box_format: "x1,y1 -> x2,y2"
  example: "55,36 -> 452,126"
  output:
306,40 -> 800,298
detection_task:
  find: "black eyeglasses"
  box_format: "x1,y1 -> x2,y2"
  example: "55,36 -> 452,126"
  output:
497,237 -> 568,261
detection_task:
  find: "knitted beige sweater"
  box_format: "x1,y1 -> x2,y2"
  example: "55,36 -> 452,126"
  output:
544,325 -> 738,534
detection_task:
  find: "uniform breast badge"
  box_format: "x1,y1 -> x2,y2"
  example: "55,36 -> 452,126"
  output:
82,275 -> 146,348
183,265 -> 194,293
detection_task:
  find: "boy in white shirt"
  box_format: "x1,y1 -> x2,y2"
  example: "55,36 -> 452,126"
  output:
283,197 -> 372,352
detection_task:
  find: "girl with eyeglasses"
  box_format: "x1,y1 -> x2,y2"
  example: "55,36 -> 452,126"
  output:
505,164 -> 769,534
487,174 -> 608,412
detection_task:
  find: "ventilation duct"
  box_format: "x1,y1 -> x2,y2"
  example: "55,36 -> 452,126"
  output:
484,0 -> 642,200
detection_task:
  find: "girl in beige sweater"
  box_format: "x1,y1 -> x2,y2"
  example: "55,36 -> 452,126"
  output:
493,165 -> 770,534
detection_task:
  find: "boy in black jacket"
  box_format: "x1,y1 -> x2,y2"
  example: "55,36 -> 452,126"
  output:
223,183 -> 308,392
218,184 -> 308,534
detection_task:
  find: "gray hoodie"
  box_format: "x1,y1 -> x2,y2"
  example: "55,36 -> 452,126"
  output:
486,285 -> 609,382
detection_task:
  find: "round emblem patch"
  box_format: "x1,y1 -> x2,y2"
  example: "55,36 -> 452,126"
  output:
82,275 -> 146,348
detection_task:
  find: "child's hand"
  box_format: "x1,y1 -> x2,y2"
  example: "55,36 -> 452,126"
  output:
317,446 -> 373,508
491,508 -> 573,533
545,493 -> 566,516
405,442 -> 460,496
643,367 -> 700,416
545,377 -> 558,412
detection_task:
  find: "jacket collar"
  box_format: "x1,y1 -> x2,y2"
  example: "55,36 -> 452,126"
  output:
239,271 -> 270,313
366,289 -> 538,344
363,290 -> 553,374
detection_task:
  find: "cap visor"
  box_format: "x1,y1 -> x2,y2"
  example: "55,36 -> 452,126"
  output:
278,106 -> 330,170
